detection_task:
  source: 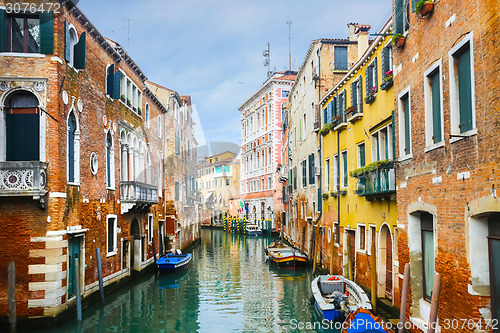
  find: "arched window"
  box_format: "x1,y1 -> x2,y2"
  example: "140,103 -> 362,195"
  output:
5,91 -> 39,161
68,112 -> 77,183
106,131 -> 113,188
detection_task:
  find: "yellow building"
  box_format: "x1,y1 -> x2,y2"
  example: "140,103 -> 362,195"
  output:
319,19 -> 398,303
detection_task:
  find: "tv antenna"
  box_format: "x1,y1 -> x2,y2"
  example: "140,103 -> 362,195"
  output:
262,42 -> 272,78
286,20 -> 292,71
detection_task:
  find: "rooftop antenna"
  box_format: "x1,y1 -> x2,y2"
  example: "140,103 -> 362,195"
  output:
262,42 -> 272,78
286,20 -> 292,71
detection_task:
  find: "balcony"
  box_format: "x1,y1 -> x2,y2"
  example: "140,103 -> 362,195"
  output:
346,105 -> 363,123
333,113 -> 347,131
353,161 -> 396,200
278,164 -> 288,183
0,161 -> 48,199
120,181 -> 158,213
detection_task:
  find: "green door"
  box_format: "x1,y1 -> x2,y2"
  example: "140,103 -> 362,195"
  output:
68,237 -> 81,299
489,214 -> 500,321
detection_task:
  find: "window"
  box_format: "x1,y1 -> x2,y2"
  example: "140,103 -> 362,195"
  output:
302,113 -> 306,141
224,165 -> 230,172
119,72 -> 142,114
282,90 -> 289,98
106,64 -> 121,99
421,212 -> 435,301
366,58 -> 378,98
226,179 -> 230,186
393,0 -> 410,35
175,181 -> 179,201
308,153 -> 315,185
333,154 -> 339,191
357,225 -> 366,251
357,142 -> 365,168
148,214 -> 153,243
215,166 -> 222,173
106,131 -> 114,188
337,90 -> 346,121
350,77 -> 363,113
334,46 -> 348,71
381,46 -> 393,82
4,91 -> 40,161
2,11 -> 54,54
107,215 -> 117,255
372,125 -> 393,162
488,214 -> 500,322
158,114 -> 162,138
301,160 -> 307,188
424,62 -> 443,146
64,21 -> 86,69
67,111 -> 79,183
367,225 -> 376,254
325,158 -> 330,191
340,150 -> 348,189
449,36 -> 475,135
175,135 -> 180,155
268,176 -> 271,189
398,88 -> 411,157
293,166 -> 297,190
145,103 -> 150,128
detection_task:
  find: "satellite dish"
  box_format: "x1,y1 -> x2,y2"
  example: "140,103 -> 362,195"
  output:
263,59 -> 269,66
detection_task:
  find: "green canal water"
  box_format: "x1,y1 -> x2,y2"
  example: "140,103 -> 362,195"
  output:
22,229 -> 340,332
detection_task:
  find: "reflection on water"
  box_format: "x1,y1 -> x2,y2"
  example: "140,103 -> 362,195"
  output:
21,229 -> 340,332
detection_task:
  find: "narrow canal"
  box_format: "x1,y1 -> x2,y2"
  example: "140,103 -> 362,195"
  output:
22,229 -> 339,332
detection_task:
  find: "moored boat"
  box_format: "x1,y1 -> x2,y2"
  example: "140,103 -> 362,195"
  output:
266,242 -> 308,268
245,224 -> 263,236
342,308 -> 394,333
311,275 -> 372,322
156,251 -> 192,272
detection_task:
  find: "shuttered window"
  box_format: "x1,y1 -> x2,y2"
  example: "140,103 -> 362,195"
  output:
401,93 -> 411,155
106,64 -> 115,96
68,112 -> 77,182
341,151 -> 348,189
65,21 -> 86,69
456,44 -> 473,133
428,68 -> 442,143
334,46 -> 348,71
308,153 -> 315,185
6,92 -> 39,161
301,160 -> 307,188
1,11 -> 53,54
393,0 -> 404,34
357,143 -> 365,168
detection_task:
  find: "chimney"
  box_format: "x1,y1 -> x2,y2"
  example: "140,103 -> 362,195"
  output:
347,23 -> 358,41
354,24 -> 371,59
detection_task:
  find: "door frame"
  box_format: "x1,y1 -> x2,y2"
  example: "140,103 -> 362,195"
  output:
67,233 -> 85,300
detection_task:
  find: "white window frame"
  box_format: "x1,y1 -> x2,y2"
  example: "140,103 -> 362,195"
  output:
145,103 -> 150,128
324,158 -> 330,192
340,150 -> 348,189
448,32 -> 476,142
356,142 -> 365,168
356,224 -> 366,253
106,214 -> 118,256
424,59 -> 445,151
148,214 -> 153,244
398,86 -> 412,160
367,224 -> 376,255
67,109 -> 80,185
105,130 -> 115,190
333,154 -> 339,192
371,125 -> 393,162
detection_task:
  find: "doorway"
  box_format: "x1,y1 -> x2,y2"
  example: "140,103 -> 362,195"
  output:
488,213 -> 500,321
131,218 -> 141,271
380,225 -> 393,299
67,237 -> 81,299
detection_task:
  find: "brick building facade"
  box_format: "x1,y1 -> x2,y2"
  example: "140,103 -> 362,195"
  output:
0,0 -> 198,321
392,0 -> 500,331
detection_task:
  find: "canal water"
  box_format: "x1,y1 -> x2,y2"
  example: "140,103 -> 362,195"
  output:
22,229 -> 340,332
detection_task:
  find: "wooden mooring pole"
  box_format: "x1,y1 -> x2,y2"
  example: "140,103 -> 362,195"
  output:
8,261 -> 16,332
427,274 -> 442,333
398,263 -> 410,333
152,235 -> 157,263
96,248 -> 105,305
370,238 -> 377,314
75,255 -> 82,321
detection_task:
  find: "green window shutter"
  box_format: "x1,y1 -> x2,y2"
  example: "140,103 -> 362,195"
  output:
106,64 -> 114,96
457,45 -> 473,133
0,9 -> 7,52
358,80 -> 363,113
342,153 -> 347,187
65,21 -> 71,62
430,69 -> 442,143
359,143 -> 365,167
39,12 -> 54,54
74,32 -> 86,69
394,0 -> 404,34
373,57 -> 378,92
366,65 -> 372,96
113,70 -> 121,99
328,101 -> 334,122
392,110 -> 396,158
309,153 -> 315,185
342,92 -> 346,111
175,136 -> 180,155
381,47 -> 388,77
318,187 -> 322,212
403,94 -> 411,154
323,106 -> 328,125
350,82 -> 356,108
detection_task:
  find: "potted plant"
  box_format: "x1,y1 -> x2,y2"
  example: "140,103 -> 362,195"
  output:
416,0 -> 434,17
364,87 -> 377,104
121,94 -> 126,102
391,33 -> 406,49
380,71 -> 394,90
126,98 -> 131,107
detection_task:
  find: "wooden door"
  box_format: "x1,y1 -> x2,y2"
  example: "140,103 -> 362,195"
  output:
385,228 -> 393,298
68,237 -> 81,299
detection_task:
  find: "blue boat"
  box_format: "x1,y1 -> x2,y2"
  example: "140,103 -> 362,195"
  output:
311,275 -> 372,323
342,308 -> 394,333
156,252 -> 192,272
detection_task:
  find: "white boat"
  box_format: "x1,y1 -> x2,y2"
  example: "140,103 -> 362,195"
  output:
245,224 -> 263,236
311,275 -> 372,322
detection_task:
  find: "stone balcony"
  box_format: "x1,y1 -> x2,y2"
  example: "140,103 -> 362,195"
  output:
120,180 -> 158,214
0,161 -> 48,199
354,161 -> 396,200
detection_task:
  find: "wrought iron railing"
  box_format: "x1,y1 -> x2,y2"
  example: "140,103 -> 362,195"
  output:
0,161 -> 48,197
355,162 -> 396,197
120,181 -> 158,204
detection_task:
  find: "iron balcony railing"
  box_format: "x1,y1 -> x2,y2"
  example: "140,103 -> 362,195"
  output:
120,181 -> 158,204
354,162 -> 396,197
0,161 -> 48,197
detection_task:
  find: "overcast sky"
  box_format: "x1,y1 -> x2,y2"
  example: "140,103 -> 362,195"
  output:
79,0 -> 392,147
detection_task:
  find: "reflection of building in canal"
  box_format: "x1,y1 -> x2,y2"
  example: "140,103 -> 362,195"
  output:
75,273 -> 200,332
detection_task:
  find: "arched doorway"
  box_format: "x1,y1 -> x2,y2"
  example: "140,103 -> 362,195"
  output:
130,218 -> 141,271
379,224 -> 393,299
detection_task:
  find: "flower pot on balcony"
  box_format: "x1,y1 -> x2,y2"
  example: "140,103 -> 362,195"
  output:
394,37 -> 405,49
380,78 -> 394,91
416,1 -> 434,17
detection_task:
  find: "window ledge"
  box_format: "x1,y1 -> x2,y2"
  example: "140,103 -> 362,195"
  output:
398,153 -> 413,162
424,141 -> 445,153
106,251 -> 117,258
450,128 -> 477,144
107,187 -> 115,191
0,52 -> 46,58
67,182 -> 80,186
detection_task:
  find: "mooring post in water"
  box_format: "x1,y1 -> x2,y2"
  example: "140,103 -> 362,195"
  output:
312,226 -> 319,274
152,235 -> 157,263
75,255 -> 82,321
370,238 -> 376,314
427,274 -> 441,333
347,233 -> 353,281
398,263 -> 410,333
96,248 -> 105,305
8,261 -> 16,332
